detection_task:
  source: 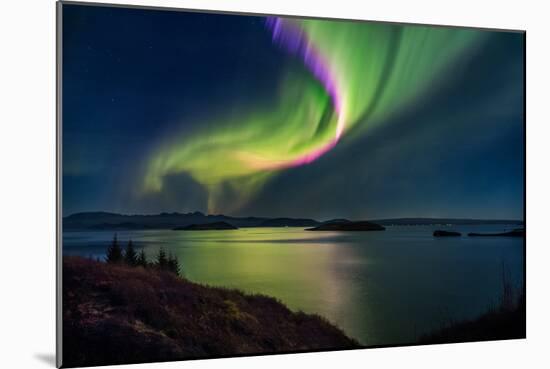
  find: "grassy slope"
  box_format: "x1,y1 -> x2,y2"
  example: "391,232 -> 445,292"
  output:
421,301 -> 525,344
62,257 -> 357,367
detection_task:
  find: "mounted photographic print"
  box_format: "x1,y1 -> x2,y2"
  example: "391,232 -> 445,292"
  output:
57,1 -> 526,367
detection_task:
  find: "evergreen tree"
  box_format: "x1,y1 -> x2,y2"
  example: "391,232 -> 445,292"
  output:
137,249 -> 147,268
124,239 -> 138,266
167,253 -> 181,276
105,234 -> 123,264
156,247 -> 168,270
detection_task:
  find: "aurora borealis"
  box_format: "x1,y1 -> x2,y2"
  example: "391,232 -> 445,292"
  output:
142,16 -> 483,212
63,4 -> 525,220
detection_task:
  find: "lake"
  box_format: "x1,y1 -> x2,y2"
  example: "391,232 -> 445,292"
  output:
63,225 -> 524,346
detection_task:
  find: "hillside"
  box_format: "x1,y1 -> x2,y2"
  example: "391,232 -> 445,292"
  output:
62,257 -> 358,367
63,211 -> 524,231
63,212 -> 318,230
421,300 -> 525,343
258,218 -> 320,227
63,211 -> 265,230
173,221 -> 238,230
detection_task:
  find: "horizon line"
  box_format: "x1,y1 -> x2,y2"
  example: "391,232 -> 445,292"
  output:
63,210 -> 525,223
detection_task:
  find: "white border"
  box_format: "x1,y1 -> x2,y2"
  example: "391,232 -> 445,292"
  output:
2,0 -> 549,368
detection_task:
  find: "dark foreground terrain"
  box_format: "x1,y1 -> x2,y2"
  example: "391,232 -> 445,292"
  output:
62,257 -> 357,367
421,295 -> 525,344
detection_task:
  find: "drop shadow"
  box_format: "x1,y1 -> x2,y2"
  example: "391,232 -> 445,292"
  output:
34,353 -> 56,367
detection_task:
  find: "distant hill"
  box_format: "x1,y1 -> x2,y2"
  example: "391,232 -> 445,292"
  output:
322,219 -> 352,224
89,222 -> 154,230
63,212 -> 524,231
258,218 -> 319,227
63,211 -> 267,230
369,218 -> 524,226
307,221 -> 385,232
468,229 -> 525,237
173,222 -> 238,231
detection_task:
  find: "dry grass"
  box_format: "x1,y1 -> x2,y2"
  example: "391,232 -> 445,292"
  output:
421,262 -> 525,344
62,257 -> 357,367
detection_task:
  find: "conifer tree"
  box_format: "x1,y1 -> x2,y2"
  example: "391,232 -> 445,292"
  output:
124,239 -> 138,266
156,247 -> 168,270
137,249 -> 147,268
105,234 -> 123,264
167,253 -> 181,276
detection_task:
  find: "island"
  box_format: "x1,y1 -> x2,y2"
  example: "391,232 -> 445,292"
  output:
468,229 -> 525,237
306,220 -> 385,231
433,230 -> 461,237
369,218 -> 524,226
63,257 -> 358,367
173,221 -> 238,230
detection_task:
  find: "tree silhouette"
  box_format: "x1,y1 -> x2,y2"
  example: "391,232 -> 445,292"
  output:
105,234 -> 123,264
103,237 -> 181,277
124,239 -> 138,266
167,253 -> 181,276
156,247 -> 168,270
137,249 -> 147,268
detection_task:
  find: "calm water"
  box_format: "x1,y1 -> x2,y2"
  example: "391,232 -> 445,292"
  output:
63,225 -> 524,346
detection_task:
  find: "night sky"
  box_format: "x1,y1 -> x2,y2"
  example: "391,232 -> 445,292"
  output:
62,4 -> 524,220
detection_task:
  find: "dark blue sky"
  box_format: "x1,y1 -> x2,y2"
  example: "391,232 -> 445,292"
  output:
62,4 -> 524,220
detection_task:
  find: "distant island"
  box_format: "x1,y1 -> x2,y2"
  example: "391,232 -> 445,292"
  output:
63,257 -> 358,367
63,211 -> 524,231
468,229 -> 525,237
433,230 -> 461,237
173,221 -> 238,231
369,218 -> 524,226
307,221 -> 385,232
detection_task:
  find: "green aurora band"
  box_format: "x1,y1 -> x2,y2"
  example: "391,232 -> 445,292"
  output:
143,17 -> 483,213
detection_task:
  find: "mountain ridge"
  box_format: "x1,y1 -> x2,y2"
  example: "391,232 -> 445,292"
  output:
63,211 -> 524,231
